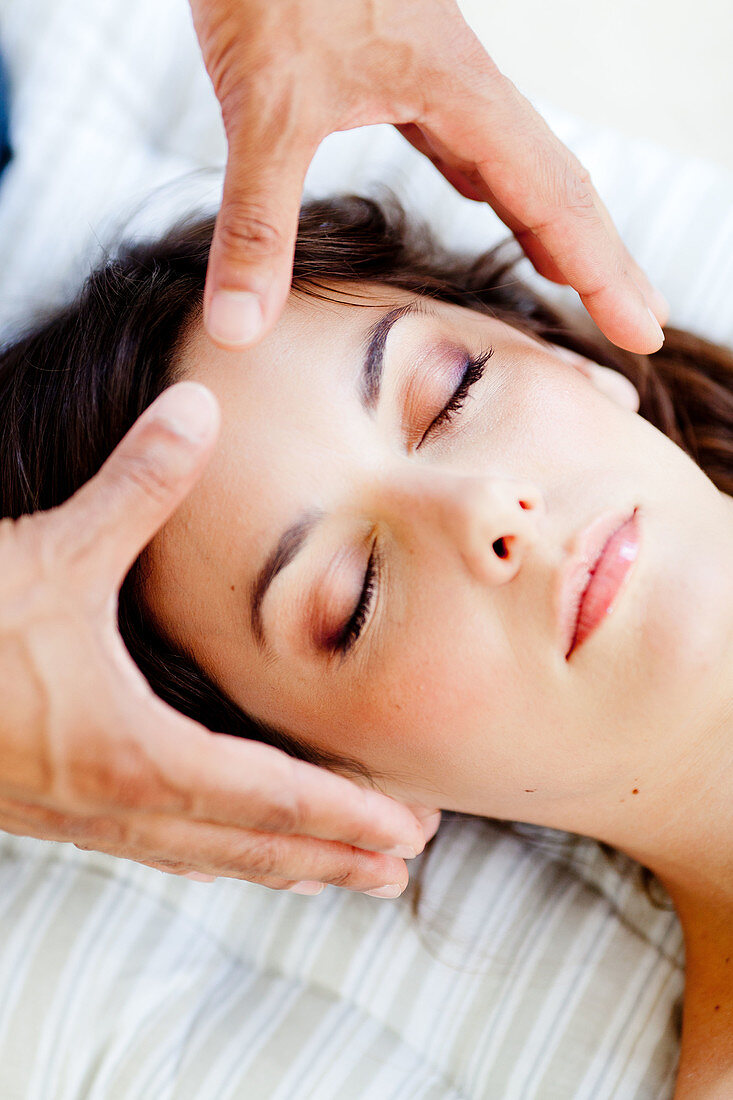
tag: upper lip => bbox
[555,507,636,657]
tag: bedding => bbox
[0,0,730,1096]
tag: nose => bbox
[374,467,546,586]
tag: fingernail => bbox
[381,844,417,860]
[647,287,669,327]
[646,307,665,349]
[365,883,404,899]
[183,872,218,882]
[153,382,220,444]
[207,290,263,348]
[288,881,325,895]
[420,811,442,843]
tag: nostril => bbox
[493,536,509,558]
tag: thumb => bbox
[203,125,315,350]
[59,382,221,587]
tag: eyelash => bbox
[332,347,492,656]
[420,345,493,445]
[333,539,379,657]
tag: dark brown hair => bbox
[1,192,731,908]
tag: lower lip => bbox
[566,510,642,658]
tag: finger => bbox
[137,862,217,883]
[81,810,411,894]
[57,382,220,586]
[591,192,670,326]
[501,186,666,353]
[401,57,666,353]
[170,726,425,856]
[203,106,319,350]
[68,691,427,857]
[400,122,665,337]
[396,124,569,285]
[397,124,575,286]
[0,791,410,894]
[409,805,442,843]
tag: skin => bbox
[0,0,677,900]
[188,0,668,352]
[145,281,733,1096]
[0,383,433,897]
[0,0,674,904]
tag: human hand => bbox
[0,381,435,894]
[189,0,668,355]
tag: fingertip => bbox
[149,381,221,446]
[645,307,665,352]
[582,285,665,356]
[382,844,418,860]
[205,289,264,349]
[646,287,670,329]
[420,810,442,844]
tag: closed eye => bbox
[329,345,493,659]
[418,346,493,448]
[330,538,380,658]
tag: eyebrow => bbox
[360,299,419,411]
[249,299,421,652]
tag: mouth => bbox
[557,507,642,660]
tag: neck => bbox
[618,696,733,911]
[585,690,733,1098]
[602,491,733,928]
[605,495,733,1096]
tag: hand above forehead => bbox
[187,0,668,355]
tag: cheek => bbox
[323,593,521,782]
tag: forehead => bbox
[141,284,569,729]
[176,280,410,524]
[155,283,542,606]
[184,279,414,428]
[144,284,416,669]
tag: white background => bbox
[458,0,733,172]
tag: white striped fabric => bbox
[0,820,684,1100]
[0,0,730,1096]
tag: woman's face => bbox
[144,282,732,832]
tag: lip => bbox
[557,507,641,659]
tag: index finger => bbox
[407,53,666,353]
[100,696,426,859]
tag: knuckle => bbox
[143,858,189,874]
[63,813,120,845]
[9,800,74,837]
[255,763,305,835]
[559,160,596,213]
[62,732,145,813]
[244,873,298,891]
[216,201,287,261]
[325,868,355,889]
[255,797,300,836]
[118,440,180,509]
[58,729,121,809]
[519,152,597,233]
[226,834,281,880]
[60,713,191,818]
